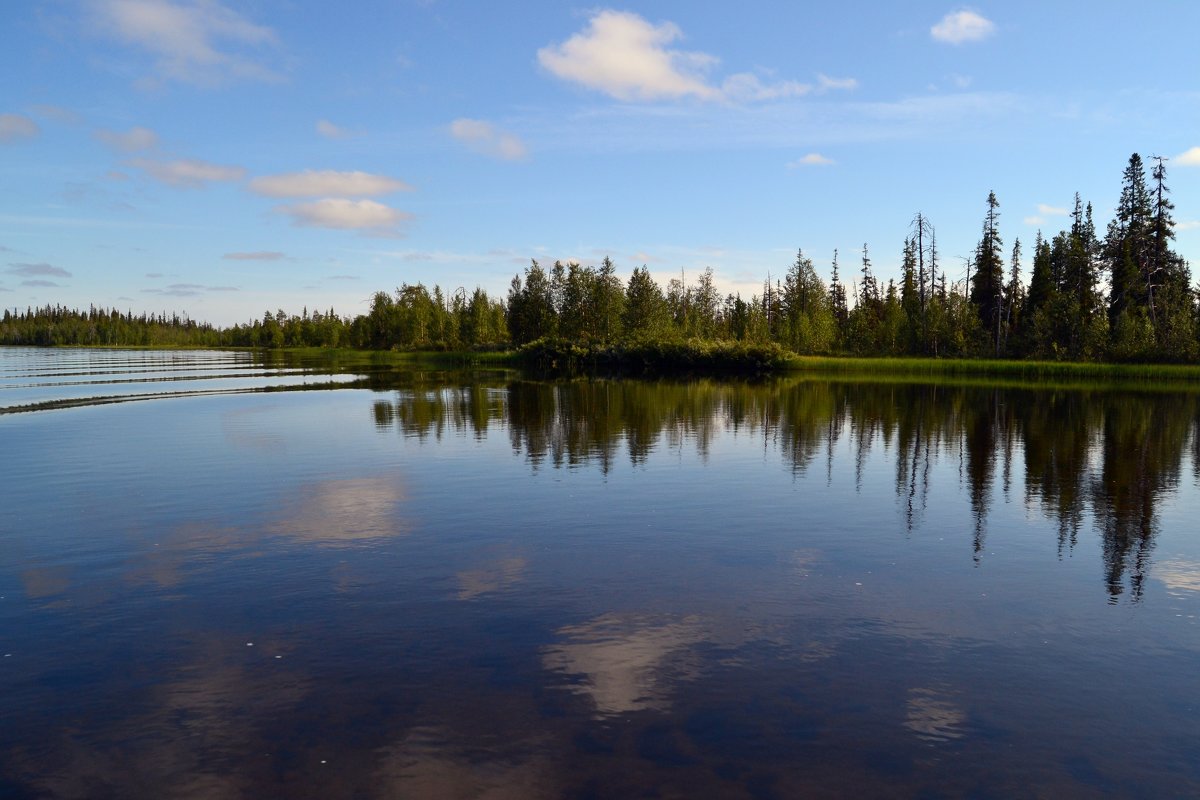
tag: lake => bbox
[2,347,1199,798]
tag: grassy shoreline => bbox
[9,342,1200,386]
[782,354,1200,382]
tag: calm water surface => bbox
[2,347,1199,798]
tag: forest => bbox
[2,153,1195,364]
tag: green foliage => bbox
[516,336,788,375]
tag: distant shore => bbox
[11,341,1199,390]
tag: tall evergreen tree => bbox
[828,249,849,337]
[1003,237,1023,354]
[970,191,1005,354]
[1106,154,1154,336]
[1147,155,1197,359]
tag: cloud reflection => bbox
[374,727,556,799]
[904,687,967,742]
[1155,558,1200,595]
[271,477,407,544]
[542,614,705,716]
[457,556,527,600]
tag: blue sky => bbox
[2,1,1199,325]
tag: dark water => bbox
[2,348,1200,798]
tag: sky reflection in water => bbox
[2,349,1200,797]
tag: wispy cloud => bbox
[0,113,40,143]
[449,119,529,161]
[222,251,286,261]
[1024,203,1070,226]
[95,125,159,152]
[91,0,281,86]
[1177,146,1200,166]
[129,157,246,187]
[316,119,351,139]
[143,282,238,297]
[22,280,62,288]
[249,170,412,198]
[931,9,995,45]
[278,199,412,236]
[788,152,835,167]
[7,262,73,278]
[525,90,1026,155]
[818,74,858,92]
[1177,220,1200,231]
[537,10,852,104]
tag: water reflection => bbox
[904,687,968,743]
[457,555,528,600]
[272,477,408,544]
[1155,558,1200,595]
[542,614,706,717]
[6,355,1200,797]
[373,377,1200,602]
[373,727,556,800]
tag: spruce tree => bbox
[969,191,1005,354]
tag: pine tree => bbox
[1148,155,1197,359]
[828,249,848,336]
[1003,237,1023,354]
[969,191,1005,354]
[1106,154,1153,335]
[900,237,920,352]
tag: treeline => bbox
[2,153,1194,362]
[0,306,227,347]
[505,153,1196,363]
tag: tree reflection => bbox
[370,375,1200,601]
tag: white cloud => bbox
[249,170,412,198]
[1037,203,1068,216]
[817,73,859,92]
[721,73,811,102]
[788,153,835,167]
[316,119,350,139]
[538,10,850,105]
[279,198,412,235]
[931,9,996,44]
[92,0,280,86]
[1177,220,1200,231]
[0,113,40,143]
[1023,216,1044,226]
[538,10,718,101]
[129,157,246,187]
[222,251,285,261]
[1177,146,1200,166]
[95,125,159,152]
[449,119,529,161]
